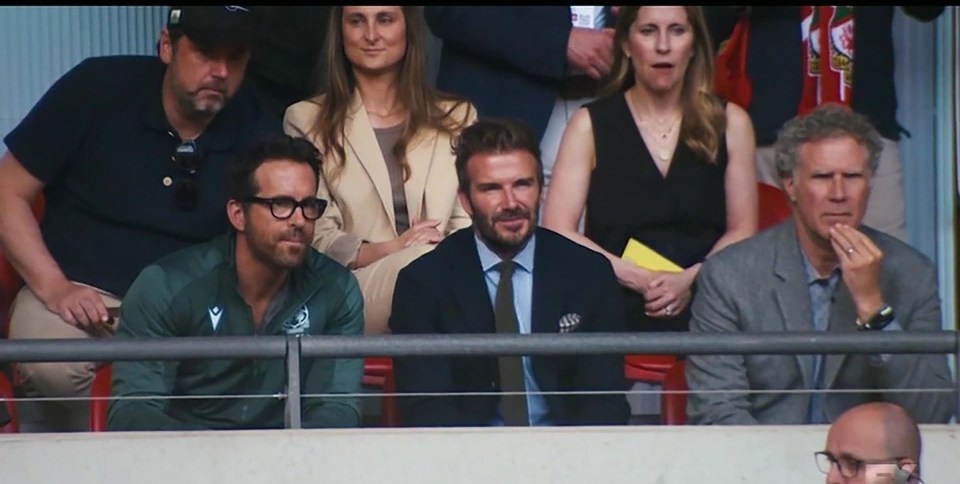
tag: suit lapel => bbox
[448,229,496,334]
[344,92,397,233]
[530,231,561,335]
[403,130,438,224]
[530,231,561,393]
[771,222,815,388]
[822,270,859,390]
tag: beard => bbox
[174,81,229,120]
[246,225,310,271]
[472,204,537,256]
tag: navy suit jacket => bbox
[425,6,572,142]
[389,226,630,427]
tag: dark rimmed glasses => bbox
[244,196,328,220]
[814,451,908,479]
[172,140,202,211]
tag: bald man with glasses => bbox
[815,402,923,484]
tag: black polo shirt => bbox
[4,55,281,297]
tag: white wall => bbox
[1,425,957,483]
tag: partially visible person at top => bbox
[245,6,333,118]
[424,6,618,207]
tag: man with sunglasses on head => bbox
[108,134,363,431]
[0,6,280,431]
[815,402,923,484]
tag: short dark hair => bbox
[453,118,543,191]
[226,134,322,202]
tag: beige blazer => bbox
[283,92,476,266]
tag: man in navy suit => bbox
[389,118,629,427]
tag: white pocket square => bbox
[558,313,582,333]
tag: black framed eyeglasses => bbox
[244,196,327,220]
[814,451,908,479]
[172,140,202,211]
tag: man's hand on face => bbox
[829,224,885,321]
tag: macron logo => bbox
[208,306,224,331]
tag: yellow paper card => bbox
[621,238,683,273]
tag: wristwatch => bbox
[856,304,895,331]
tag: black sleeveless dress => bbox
[584,94,728,332]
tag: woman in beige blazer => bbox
[284,6,475,334]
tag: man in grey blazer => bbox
[686,103,954,425]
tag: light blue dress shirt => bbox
[799,251,841,424]
[475,233,551,426]
[799,250,902,424]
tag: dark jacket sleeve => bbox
[570,253,630,425]
[389,265,473,426]
[301,271,364,428]
[107,266,200,431]
[424,6,571,82]
[702,6,748,52]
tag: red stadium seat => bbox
[624,354,675,384]
[363,357,400,426]
[757,183,792,231]
[1,194,47,427]
[0,370,18,433]
[88,364,112,432]
[659,359,687,425]
[1,193,46,338]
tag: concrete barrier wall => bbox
[1,425,957,483]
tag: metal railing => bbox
[1,331,957,428]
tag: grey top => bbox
[374,122,409,235]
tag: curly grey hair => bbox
[774,103,884,179]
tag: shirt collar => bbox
[475,231,536,274]
[798,247,841,286]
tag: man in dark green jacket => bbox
[108,134,364,431]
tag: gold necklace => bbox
[639,117,681,162]
[626,92,682,162]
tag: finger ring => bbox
[846,247,854,254]
[665,306,673,316]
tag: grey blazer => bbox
[686,220,954,425]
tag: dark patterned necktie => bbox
[494,260,529,426]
